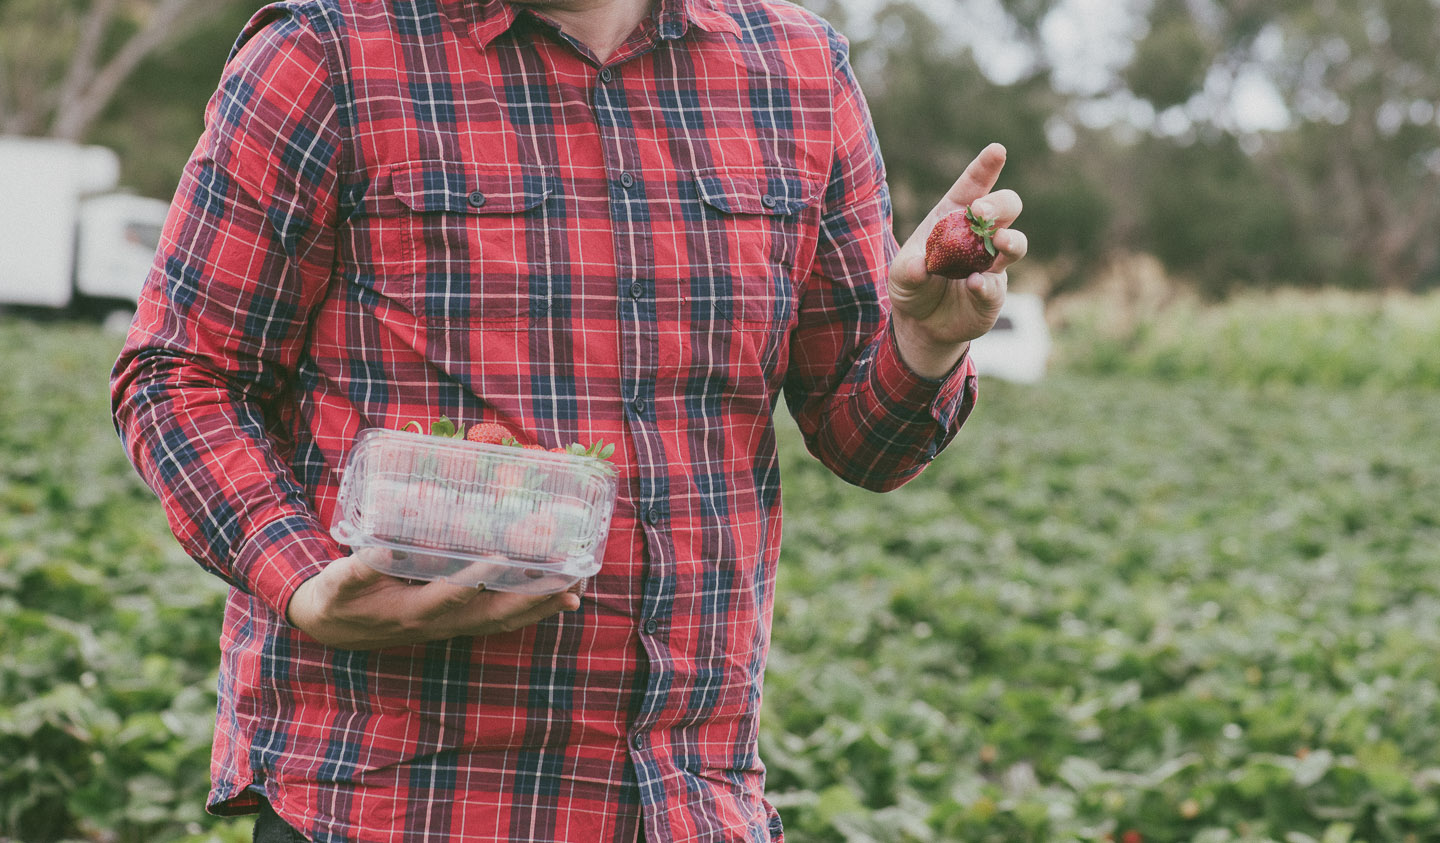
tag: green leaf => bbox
[429,416,463,438]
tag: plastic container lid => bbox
[331,427,618,593]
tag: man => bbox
[111,0,1025,838]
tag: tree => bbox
[0,0,249,141]
[1122,0,1440,290]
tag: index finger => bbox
[934,143,1008,220]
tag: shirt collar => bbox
[468,0,741,48]
[661,0,743,40]
[469,0,520,47]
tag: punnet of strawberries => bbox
[362,416,619,566]
[403,415,616,461]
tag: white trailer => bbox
[969,292,1052,384]
[0,136,168,317]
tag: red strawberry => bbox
[503,513,560,558]
[924,205,998,278]
[466,422,513,445]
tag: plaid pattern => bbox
[111,0,976,840]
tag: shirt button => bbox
[760,193,777,209]
[629,281,644,299]
[599,67,614,83]
[643,618,659,635]
[644,506,660,524]
[467,190,487,208]
[631,397,646,416]
[619,172,635,189]
[631,733,647,750]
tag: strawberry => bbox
[924,205,998,278]
[466,422,514,445]
[503,513,560,558]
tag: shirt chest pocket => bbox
[678,167,822,331]
[374,159,552,325]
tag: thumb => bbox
[286,551,386,629]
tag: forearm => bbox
[112,343,336,612]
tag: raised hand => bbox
[887,143,1029,378]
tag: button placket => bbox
[593,55,676,767]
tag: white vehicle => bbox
[0,136,168,323]
[969,292,1052,384]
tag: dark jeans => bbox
[253,799,310,843]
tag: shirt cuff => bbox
[875,321,977,431]
[232,512,338,618]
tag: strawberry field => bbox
[4,295,1440,842]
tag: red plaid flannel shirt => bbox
[111,0,976,839]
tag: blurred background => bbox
[3,1,1440,842]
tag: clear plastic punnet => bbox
[331,428,618,594]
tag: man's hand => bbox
[286,549,582,650]
[887,142,1029,378]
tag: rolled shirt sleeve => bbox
[784,28,977,492]
[110,9,345,616]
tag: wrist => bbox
[890,318,969,380]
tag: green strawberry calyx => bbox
[966,206,999,257]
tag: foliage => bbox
[765,321,1440,841]
[1131,135,1311,298]
[1117,0,1440,291]
[4,308,1440,840]
[87,1,268,199]
[1052,288,1440,389]
[0,320,249,843]
[1123,0,1214,111]
[0,0,255,142]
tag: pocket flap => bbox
[694,168,822,216]
[392,160,550,214]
